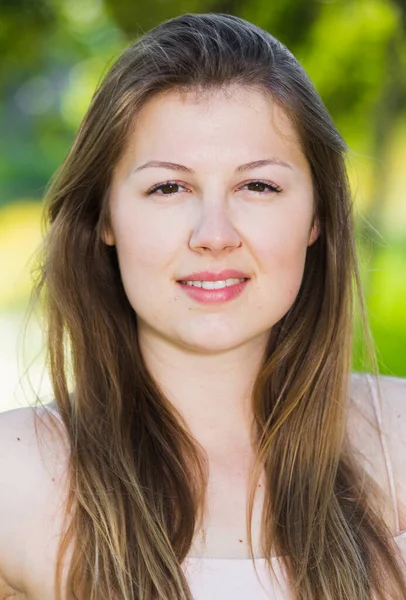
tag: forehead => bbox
[119,85,307,174]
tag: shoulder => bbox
[373,374,406,533]
[348,372,406,533]
[0,403,70,597]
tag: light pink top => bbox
[45,373,406,599]
[181,556,292,599]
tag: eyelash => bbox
[145,180,283,196]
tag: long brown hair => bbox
[28,12,406,600]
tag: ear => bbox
[101,226,116,247]
[307,216,320,247]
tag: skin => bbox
[104,85,320,457]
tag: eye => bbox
[240,181,282,194]
[146,181,187,196]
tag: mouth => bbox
[176,269,251,283]
[175,278,250,304]
[177,277,249,289]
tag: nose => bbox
[188,201,242,254]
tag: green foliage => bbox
[0,0,125,207]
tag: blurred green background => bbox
[1,0,405,411]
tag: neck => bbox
[138,322,269,452]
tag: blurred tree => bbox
[0,0,57,83]
[103,0,241,36]
[0,0,124,206]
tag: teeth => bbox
[181,278,246,290]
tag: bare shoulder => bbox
[348,372,406,534]
[373,374,406,532]
[0,403,71,599]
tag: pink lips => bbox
[176,270,250,304]
[177,269,250,282]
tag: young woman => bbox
[0,12,405,600]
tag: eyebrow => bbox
[132,158,293,175]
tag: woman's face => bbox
[105,86,319,353]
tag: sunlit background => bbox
[1,0,406,412]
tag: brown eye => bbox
[159,183,180,194]
[244,181,282,193]
[147,182,184,195]
[145,181,187,196]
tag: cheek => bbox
[112,209,181,301]
[255,227,310,306]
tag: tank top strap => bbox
[364,373,400,534]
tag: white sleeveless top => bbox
[44,374,406,599]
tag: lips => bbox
[176,277,249,303]
[177,269,250,282]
